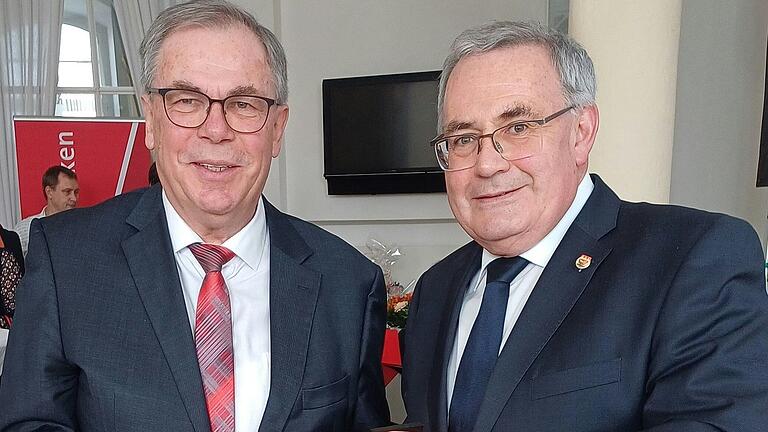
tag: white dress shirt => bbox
[163,192,271,431]
[13,206,47,256]
[447,174,595,408]
[0,329,6,375]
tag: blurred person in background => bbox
[0,224,23,383]
[13,165,79,256]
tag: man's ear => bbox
[141,94,156,151]
[573,104,599,167]
[270,105,289,158]
[44,185,53,200]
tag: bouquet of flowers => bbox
[385,281,414,329]
[366,238,415,329]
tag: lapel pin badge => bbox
[575,254,592,272]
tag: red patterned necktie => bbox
[188,243,236,432]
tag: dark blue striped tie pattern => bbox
[449,256,529,432]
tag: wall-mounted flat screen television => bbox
[756,38,768,187]
[322,71,445,194]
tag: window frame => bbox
[56,0,138,118]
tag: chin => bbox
[472,222,528,245]
[192,192,237,215]
[198,201,238,217]
[477,230,520,244]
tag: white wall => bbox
[671,0,768,244]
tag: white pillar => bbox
[569,0,682,203]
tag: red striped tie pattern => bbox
[188,243,236,432]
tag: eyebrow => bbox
[169,80,202,92]
[442,120,474,135]
[168,81,265,98]
[442,103,536,135]
[228,85,264,97]
[497,104,535,122]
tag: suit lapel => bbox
[258,200,321,432]
[471,226,611,432]
[427,244,482,431]
[472,175,620,432]
[121,187,209,432]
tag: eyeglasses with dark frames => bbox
[146,87,277,133]
[430,106,575,171]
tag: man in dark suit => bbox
[400,21,768,431]
[0,1,389,431]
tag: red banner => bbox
[14,118,151,218]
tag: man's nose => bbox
[199,101,236,142]
[474,135,509,176]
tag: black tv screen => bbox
[757,38,768,187]
[322,71,446,195]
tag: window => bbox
[56,0,139,118]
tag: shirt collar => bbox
[162,191,268,271]
[480,173,594,272]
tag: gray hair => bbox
[438,20,595,128]
[139,0,288,104]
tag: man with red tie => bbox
[0,1,390,431]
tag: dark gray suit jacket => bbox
[401,175,768,432]
[0,185,390,431]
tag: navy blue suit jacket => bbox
[0,185,390,431]
[401,175,768,431]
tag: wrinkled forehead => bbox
[447,45,560,93]
[160,21,263,53]
[155,25,275,100]
[443,45,564,124]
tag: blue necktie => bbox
[449,256,529,432]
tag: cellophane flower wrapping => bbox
[365,238,415,329]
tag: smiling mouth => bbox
[476,185,526,200]
[195,162,236,172]
[477,191,512,201]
